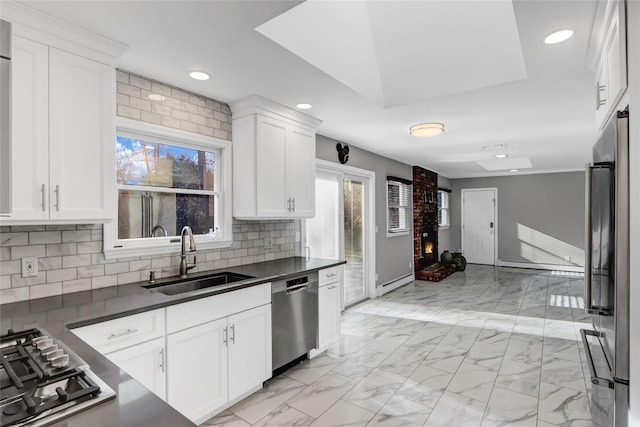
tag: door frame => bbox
[303,159,377,304]
[461,187,498,265]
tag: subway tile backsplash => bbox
[0,220,295,303]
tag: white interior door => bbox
[462,188,497,265]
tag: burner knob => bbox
[50,354,70,369]
[45,349,64,361]
[40,344,58,357]
[34,338,52,350]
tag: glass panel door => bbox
[343,175,366,305]
[305,168,370,307]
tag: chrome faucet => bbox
[179,225,197,278]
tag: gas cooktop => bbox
[0,328,115,427]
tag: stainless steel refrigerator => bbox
[582,109,629,427]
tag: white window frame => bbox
[438,189,450,229]
[386,178,412,237]
[104,118,233,259]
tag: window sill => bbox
[104,238,233,260]
[387,230,411,238]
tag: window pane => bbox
[387,182,399,207]
[118,190,216,239]
[116,136,215,190]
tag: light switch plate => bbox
[21,257,38,278]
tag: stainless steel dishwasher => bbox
[271,272,318,371]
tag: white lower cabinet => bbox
[105,337,167,400]
[167,304,271,423]
[318,282,341,350]
[167,318,228,421]
[227,304,272,401]
[310,266,343,358]
[71,283,272,424]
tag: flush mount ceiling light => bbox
[189,71,210,81]
[495,154,508,158]
[544,29,574,44]
[510,169,519,172]
[147,93,165,101]
[410,123,444,138]
[296,103,312,109]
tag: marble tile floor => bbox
[202,264,593,427]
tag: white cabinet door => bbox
[318,283,341,350]
[105,337,166,400]
[48,48,115,221]
[227,304,272,401]
[286,126,315,217]
[167,318,228,423]
[10,36,49,221]
[256,116,288,217]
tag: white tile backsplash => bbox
[0,219,294,303]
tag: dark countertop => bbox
[0,256,345,427]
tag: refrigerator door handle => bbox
[584,163,612,316]
[580,328,615,389]
[584,163,593,313]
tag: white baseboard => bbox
[377,273,415,296]
[497,259,584,273]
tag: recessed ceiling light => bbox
[495,154,508,158]
[510,169,519,172]
[148,93,165,101]
[189,71,210,81]
[296,103,312,109]
[544,29,574,44]
[410,123,444,138]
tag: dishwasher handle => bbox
[286,283,309,294]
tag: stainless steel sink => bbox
[143,272,254,295]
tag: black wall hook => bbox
[336,143,349,164]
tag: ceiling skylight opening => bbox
[544,29,574,45]
[189,71,210,81]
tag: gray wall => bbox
[437,175,452,256]
[316,135,413,286]
[449,171,585,267]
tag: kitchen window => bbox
[104,118,232,258]
[438,189,450,228]
[387,176,412,235]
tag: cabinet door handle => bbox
[41,184,46,211]
[230,324,235,344]
[54,185,60,211]
[159,348,165,373]
[223,326,228,345]
[292,198,296,212]
[327,285,337,290]
[326,273,337,278]
[107,328,138,340]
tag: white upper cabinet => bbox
[6,38,115,224]
[48,48,115,221]
[230,95,322,219]
[589,0,627,129]
[1,4,125,224]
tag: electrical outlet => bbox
[295,231,300,242]
[409,261,412,269]
[21,257,38,278]
[264,238,273,249]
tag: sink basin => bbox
[143,272,254,295]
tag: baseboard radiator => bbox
[377,273,415,296]
[497,260,584,274]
